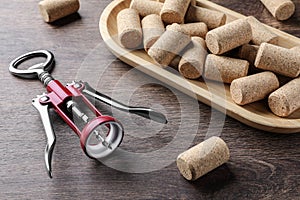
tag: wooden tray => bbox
[99,0,300,133]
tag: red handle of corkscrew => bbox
[9,50,166,178]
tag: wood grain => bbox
[0,0,300,199]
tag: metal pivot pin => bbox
[9,50,167,178]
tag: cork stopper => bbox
[38,0,80,23]
[185,5,226,30]
[117,8,143,49]
[230,71,279,105]
[169,55,181,69]
[291,46,300,52]
[204,54,249,83]
[160,0,191,24]
[130,0,163,17]
[238,44,259,65]
[205,19,252,55]
[178,37,207,79]
[141,14,165,52]
[166,22,208,38]
[246,16,279,45]
[255,43,300,78]
[268,77,300,117]
[176,136,230,181]
[148,29,191,67]
[260,0,295,21]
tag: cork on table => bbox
[1,0,300,199]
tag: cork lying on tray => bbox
[269,77,300,117]
[148,29,191,66]
[238,44,259,65]
[117,8,143,49]
[160,0,191,24]
[205,19,252,55]
[130,0,163,17]
[230,72,279,105]
[178,37,207,79]
[246,16,279,45]
[255,43,300,78]
[166,22,208,38]
[185,5,226,30]
[204,54,249,83]
[142,14,165,52]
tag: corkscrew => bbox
[9,50,167,178]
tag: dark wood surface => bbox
[1,0,300,199]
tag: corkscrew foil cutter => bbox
[9,50,167,178]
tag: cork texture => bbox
[130,0,163,17]
[148,29,191,67]
[178,37,207,79]
[157,0,196,5]
[260,0,295,20]
[230,71,279,105]
[176,136,230,181]
[38,0,80,22]
[255,43,300,78]
[185,5,226,30]
[205,19,252,55]
[166,22,208,38]
[117,8,143,49]
[141,14,165,52]
[246,16,279,45]
[268,77,300,117]
[204,54,249,83]
[238,44,259,65]
[169,55,181,69]
[160,0,191,24]
[291,46,300,52]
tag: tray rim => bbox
[99,0,300,133]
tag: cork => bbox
[169,55,181,69]
[204,54,249,83]
[178,37,207,79]
[156,0,196,6]
[117,8,143,49]
[269,77,300,117]
[148,29,191,67]
[205,19,252,55]
[291,46,300,52]
[260,0,295,21]
[176,136,230,181]
[160,0,191,24]
[238,44,259,65]
[246,16,279,45]
[166,22,208,38]
[185,5,226,30]
[141,14,165,52]
[255,43,300,78]
[38,0,80,23]
[230,71,279,105]
[130,0,163,17]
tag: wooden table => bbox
[1,0,299,199]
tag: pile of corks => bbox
[117,0,300,119]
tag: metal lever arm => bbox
[32,96,56,178]
[82,82,168,124]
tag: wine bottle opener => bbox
[9,50,167,178]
